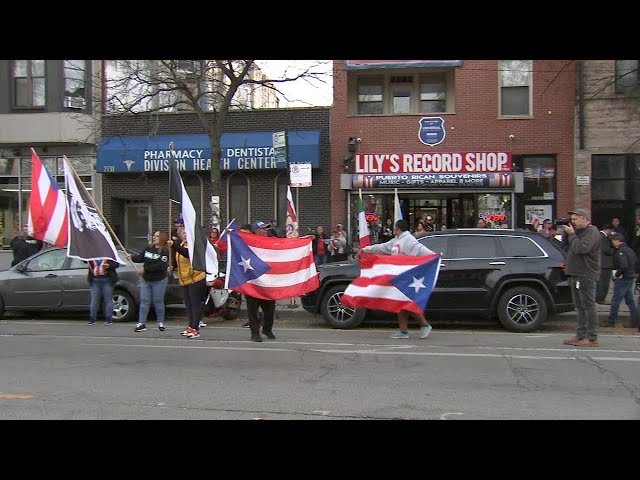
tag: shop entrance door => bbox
[125,202,152,252]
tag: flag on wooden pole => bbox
[394,188,403,227]
[27,149,68,248]
[285,185,299,238]
[357,189,371,249]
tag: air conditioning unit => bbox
[64,96,86,109]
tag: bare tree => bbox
[98,59,331,227]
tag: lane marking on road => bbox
[0,394,33,399]
[70,342,640,362]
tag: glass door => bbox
[125,202,152,252]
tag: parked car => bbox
[0,247,183,322]
[301,229,575,333]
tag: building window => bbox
[391,76,412,114]
[64,60,87,109]
[183,174,203,224]
[420,74,446,113]
[357,76,384,114]
[354,70,453,115]
[12,60,45,108]
[499,60,532,116]
[228,173,248,226]
[615,60,640,94]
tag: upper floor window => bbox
[499,60,532,117]
[13,60,45,108]
[358,76,384,114]
[64,60,87,109]
[615,60,640,94]
[354,70,453,115]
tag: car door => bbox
[5,249,67,309]
[59,256,92,308]
[422,234,506,311]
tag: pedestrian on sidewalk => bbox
[596,223,614,304]
[560,209,601,347]
[169,228,207,339]
[601,233,639,328]
[244,221,277,342]
[87,258,120,325]
[127,230,171,333]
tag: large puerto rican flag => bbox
[341,252,441,315]
[225,230,319,300]
[27,148,68,247]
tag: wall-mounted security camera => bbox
[508,134,515,140]
[356,137,362,143]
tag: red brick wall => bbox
[330,60,577,226]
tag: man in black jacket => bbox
[602,233,639,329]
[596,224,614,304]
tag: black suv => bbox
[301,229,574,333]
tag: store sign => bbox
[97,132,321,173]
[365,213,379,222]
[354,152,511,174]
[352,172,514,189]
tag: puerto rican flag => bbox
[27,149,68,247]
[225,230,319,300]
[342,252,441,315]
[357,189,371,249]
[285,185,299,238]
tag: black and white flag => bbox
[169,158,218,275]
[64,158,125,263]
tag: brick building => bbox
[99,107,330,251]
[329,60,577,241]
[577,60,640,235]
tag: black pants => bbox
[596,268,612,303]
[245,295,276,335]
[183,279,207,330]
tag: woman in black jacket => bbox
[87,258,120,325]
[127,231,172,332]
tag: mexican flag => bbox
[357,189,371,249]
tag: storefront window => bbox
[228,173,248,226]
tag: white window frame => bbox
[12,60,46,108]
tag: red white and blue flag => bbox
[341,252,441,315]
[225,230,319,300]
[27,149,68,248]
[285,185,299,238]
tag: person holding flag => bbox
[353,219,437,339]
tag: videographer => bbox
[559,208,601,347]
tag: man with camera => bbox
[559,208,601,347]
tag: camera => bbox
[554,218,571,226]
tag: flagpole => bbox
[63,155,135,268]
[168,142,175,239]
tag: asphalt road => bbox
[1,313,639,420]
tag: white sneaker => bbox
[419,325,432,339]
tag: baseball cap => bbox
[252,220,271,231]
[568,208,590,219]
[425,215,433,221]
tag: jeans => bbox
[570,276,598,341]
[245,295,275,336]
[90,277,114,323]
[607,277,639,326]
[315,253,327,267]
[138,277,168,325]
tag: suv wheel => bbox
[320,285,366,329]
[497,286,548,333]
